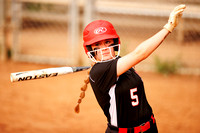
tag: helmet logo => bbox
[94,27,107,34]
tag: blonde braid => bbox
[74,63,94,113]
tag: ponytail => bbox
[74,63,94,113]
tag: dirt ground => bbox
[0,60,199,133]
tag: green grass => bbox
[154,56,181,75]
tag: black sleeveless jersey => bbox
[89,58,153,128]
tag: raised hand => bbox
[164,4,186,32]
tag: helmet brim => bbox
[83,34,119,46]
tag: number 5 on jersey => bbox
[130,88,139,106]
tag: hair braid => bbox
[74,63,94,113]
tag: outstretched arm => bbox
[117,4,186,76]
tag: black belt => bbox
[108,115,156,133]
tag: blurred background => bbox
[1,0,200,73]
[0,0,200,133]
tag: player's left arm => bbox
[117,4,186,76]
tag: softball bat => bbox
[10,66,90,82]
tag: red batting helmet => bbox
[83,20,120,54]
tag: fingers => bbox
[170,4,186,20]
[174,4,186,11]
[175,9,184,17]
[173,4,186,14]
[171,4,186,22]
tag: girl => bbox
[75,4,186,133]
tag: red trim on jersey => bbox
[151,115,155,123]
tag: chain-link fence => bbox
[0,0,5,60]
[92,0,200,75]
[2,0,200,74]
[11,0,80,65]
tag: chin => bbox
[102,57,113,61]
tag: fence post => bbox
[83,0,95,27]
[0,0,5,60]
[1,0,11,61]
[11,0,22,61]
[80,0,96,66]
[68,0,79,65]
[177,18,185,44]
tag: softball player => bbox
[75,4,186,133]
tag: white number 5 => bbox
[130,88,139,107]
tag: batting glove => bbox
[164,4,186,32]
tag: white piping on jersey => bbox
[109,83,118,127]
[89,75,95,83]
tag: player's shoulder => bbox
[90,59,118,80]
[91,59,117,71]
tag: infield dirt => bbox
[0,61,199,133]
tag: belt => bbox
[108,115,156,133]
